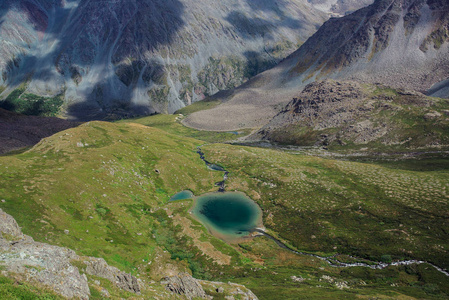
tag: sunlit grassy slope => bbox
[1,117,448,299]
[0,122,228,274]
[202,144,449,266]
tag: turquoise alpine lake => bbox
[170,190,194,201]
[191,192,262,241]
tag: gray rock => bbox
[84,257,141,294]
[0,209,24,239]
[0,209,140,298]
[424,111,442,120]
[0,237,90,299]
[162,272,207,299]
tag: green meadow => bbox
[0,112,448,298]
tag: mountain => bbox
[0,0,330,119]
[249,80,449,151]
[308,0,374,16]
[183,0,449,131]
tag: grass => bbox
[0,275,62,299]
[119,114,251,143]
[0,114,448,299]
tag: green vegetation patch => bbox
[0,275,62,299]
[0,87,63,117]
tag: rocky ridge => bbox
[249,80,449,149]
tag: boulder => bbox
[162,272,207,299]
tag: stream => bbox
[197,146,229,192]
[254,229,449,277]
[196,146,449,277]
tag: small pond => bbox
[170,190,194,201]
[191,192,262,241]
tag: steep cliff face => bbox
[183,0,449,132]
[0,0,327,119]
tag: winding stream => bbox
[254,229,449,277]
[195,146,449,277]
[197,146,229,192]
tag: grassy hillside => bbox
[0,117,448,299]
[200,143,449,298]
[0,122,234,276]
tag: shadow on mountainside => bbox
[1,0,186,120]
[226,0,316,40]
[0,108,80,155]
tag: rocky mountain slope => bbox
[308,0,374,16]
[183,0,449,131]
[287,0,449,92]
[0,0,329,119]
[249,80,449,151]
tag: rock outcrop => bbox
[83,257,141,294]
[162,272,208,299]
[0,208,140,299]
[0,208,24,239]
[161,273,259,300]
